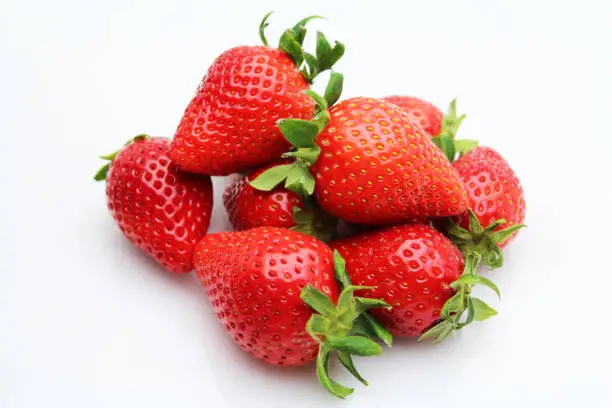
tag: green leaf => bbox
[317,40,345,73]
[324,72,344,107]
[303,52,317,78]
[283,146,321,164]
[476,275,501,298]
[454,139,479,155]
[277,118,319,148]
[93,163,110,181]
[306,314,331,338]
[483,246,504,269]
[450,273,481,290]
[418,320,454,343]
[439,133,456,162]
[284,165,315,197]
[360,313,393,348]
[316,344,353,399]
[291,15,323,45]
[259,11,273,46]
[440,291,464,318]
[483,218,507,233]
[441,99,465,139]
[355,297,390,311]
[303,89,328,112]
[248,164,293,191]
[447,222,473,241]
[327,335,383,356]
[99,151,119,161]
[465,297,476,326]
[489,223,526,246]
[471,298,498,321]
[333,250,351,289]
[300,284,336,316]
[278,29,304,67]
[337,351,368,386]
[467,209,484,234]
[315,31,332,64]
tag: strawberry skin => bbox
[453,147,526,247]
[311,97,469,224]
[384,96,443,137]
[331,224,464,337]
[169,46,314,176]
[194,227,339,366]
[105,137,213,273]
[223,163,302,231]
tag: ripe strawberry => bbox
[446,146,526,267]
[316,98,470,223]
[331,224,462,337]
[94,135,213,273]
[194,227,389,397]
[331,224,500,342]
[383,96,443,137]
[169,14,345,175]
[223,163,303,231]
[224,165,338,240]
[251,96,470,224]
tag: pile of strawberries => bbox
[95,14,525,398]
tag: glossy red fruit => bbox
[383,96,443,137]
[223,163,302,231]
[194,227,338,366]
[98,136,213,273]
[330,224,464,337]
[453,147,525,247]
[311,97,469,224]
[169,46,314,176]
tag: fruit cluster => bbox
[95,14,525,398]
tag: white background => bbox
[1,0,611,406]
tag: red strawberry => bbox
[223,162,338,240]
[169,14,345,175]
[314,97,468,223]
[94,135,213,273]
[331,224,500,342]
[194,227,389,397]
[331,224,462,337]
[383,96,443,137]
[446,146,526,268]
[223,163,303,231]
[251,96,469,224]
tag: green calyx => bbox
[432,99,478,162]
[418,255,500,343]
[302,251,392,398]
[290,205,338,243]
[419,210,526,343]
[258,12,345,83]
[93,134,148,181]
[249,81,342,198]
[448,210,526,269]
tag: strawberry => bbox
[331,224,500,341]
[94,135,213,273]
[384,96,479,162]
[224,162,338,240]
[383,95,443,137]
[223,162,303,231]
[446,146,526,267]
[194,227,390,398]
[250,95,469,224]
[169,14,345,175]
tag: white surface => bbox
[1,0,611,406]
